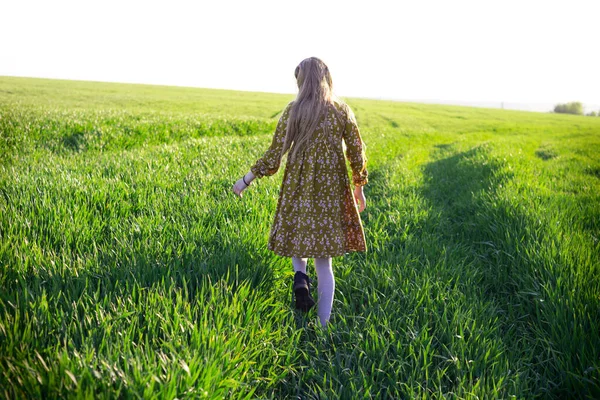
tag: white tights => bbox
[292,256,335,327]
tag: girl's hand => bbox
[354,186,366,212]
[232,179,248,198]
[233,172,255,198]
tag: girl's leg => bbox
[314,257,335,327]
[292,257,308,274]
[292,257,314,312]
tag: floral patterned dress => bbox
[250,100,368,258]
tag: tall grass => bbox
[1,77,599,398]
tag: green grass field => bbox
[1,76,599,399]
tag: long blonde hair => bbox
[282,57,337,162]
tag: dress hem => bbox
[268,246,367,258]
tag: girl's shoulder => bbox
[280,101,295,116]
[331,99,355,122]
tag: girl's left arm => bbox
[249,102,292,179]
[232,102,292,198]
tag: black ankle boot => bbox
[293,271,316,312]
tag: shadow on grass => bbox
[417,143,599,398]
[287,142,599,399]
[0,209,286,398]
[4,229,276,306]
[420,143,517,299]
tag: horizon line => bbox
[2,74,599,113]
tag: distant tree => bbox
[586,111,598,117]
[554,102,583,115]
[569,102,583,114]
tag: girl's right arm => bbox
[342,107,369,188]
[342,107,368,212]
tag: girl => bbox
[232,57,368,327]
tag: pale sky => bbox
[1,0,599,108]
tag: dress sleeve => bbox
[250,102,293,179]
[342,106,368,186]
